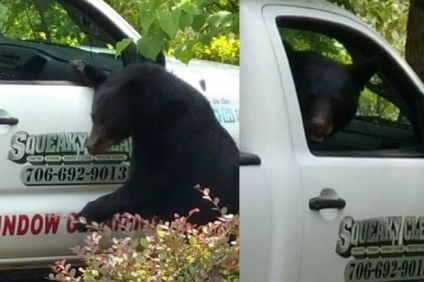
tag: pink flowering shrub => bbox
[49,185,239,282]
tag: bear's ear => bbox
[349,57,379,86]
[69,60,109,87]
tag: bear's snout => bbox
[86,132,113,154]
[86,133,101,154]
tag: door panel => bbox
[264,5,424,282]
[299,158,424,282]
[0,84,127,259]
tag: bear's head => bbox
[70,60,134,154]
[285,43,378,142]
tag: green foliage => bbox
[49,186,239,282]
[281,28,352,64]
[0,0,111,48]
[115,38,133,58]
[105,0,239,64]
[192,35,239,64]
[358,89,401,121]
[327,0,409,55]
[0,3,7,28]
[138,32,167,60]
[0,0,239,65]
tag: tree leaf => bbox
[0,3,8,27]
[221,207,228,215]
[102,225,112,237]
[115,38,133,58]
[207,11,233,28]
[231,13,239,34]
[189,208,200,217]
[137,32,165,60]
[157,229,167,237]
[140,7,157,35]
[200,33,213,45]
[157,9,181,39]
[174,45,192,64]
[203,188,210,196]
[140,237,149,248]
[180,10,194,29]
[180,3,202,15]
[192,14,208,32]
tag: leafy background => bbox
[0,0,239,65]
[106,0,239,65]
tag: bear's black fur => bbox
[284,42,378,142]
[70,60,239,227]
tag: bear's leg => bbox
[75,184,136,231]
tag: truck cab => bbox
[240,1,424,282]
[0,0,239,274]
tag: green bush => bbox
[49,185,239,282]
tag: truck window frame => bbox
[276,16,424,158]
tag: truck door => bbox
[264,5,424,282]
[0,0,139,261]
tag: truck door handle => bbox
[309,197,346,210]
[0,117,19,125]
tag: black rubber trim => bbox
[240,151,261,166]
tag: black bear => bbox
[284,42,377,142]
[70,60,239,227]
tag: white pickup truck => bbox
[3,0,424,282]
[240,1,424,282]
[0,0,238,279]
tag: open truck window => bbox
[277,17,424,158]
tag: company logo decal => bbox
[337,216,424,282]
[7,131,131,186]
[7,131,131,164]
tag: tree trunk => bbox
[405,0,424,82]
